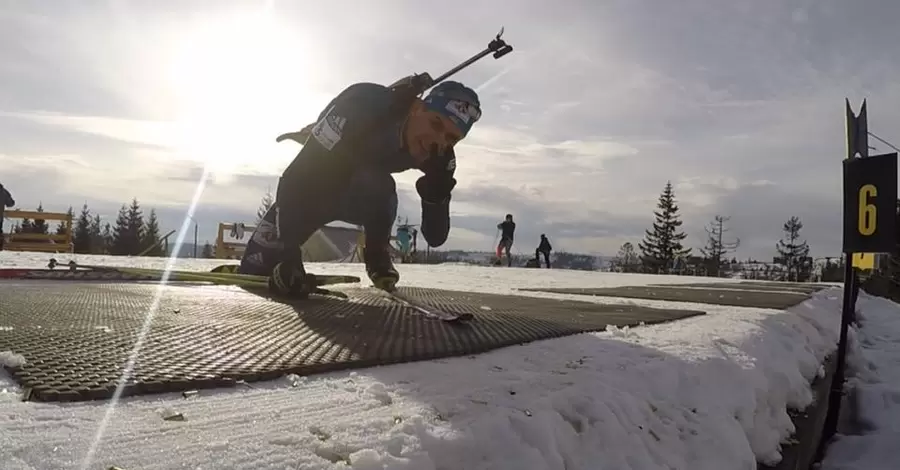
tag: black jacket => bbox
[280,82,456,247]
[0,183,14,219]
[538,236,552,253]
[498,220,515,241]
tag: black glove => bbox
[417,175,455,247]
[421,198,450,247]
[416,175,455,204]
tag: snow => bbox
[819,291,900,470]
[0,251,848,470]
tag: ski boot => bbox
[268,260,317,299]
[364,243,400,292]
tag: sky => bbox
[1,0,899,261]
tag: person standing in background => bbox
[495,214,516,267]
[537,233,552,268]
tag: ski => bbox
[41,259,360,288]
[208,263,360,286]
[241,283,349,300]
[376,288,473,323]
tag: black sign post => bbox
[842,153,898,253]
[820,100,898,454]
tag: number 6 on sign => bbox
[858,184,877,236]
[842,153,897,254]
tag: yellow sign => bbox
[852,252,875,270]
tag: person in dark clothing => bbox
[238,79,482,297]
[0,183,15,251]
[495,214,516,267]
[536,233,552,268]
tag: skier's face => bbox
[405,102,464,165]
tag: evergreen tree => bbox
[776,216,811,282]
[31,203,49,235]
[201,242,214,258]
[111,199,145,255]
[141,208,163,256]
[638,181,691,274]
[89,214,103,254]
[73,204,93,254]
[110,204,130,255]
[56,206,74,236]
[101,222,113,254]
[700,215,740,277]
[125,198,145,255]
[256,188,274,224]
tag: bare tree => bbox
[700,215,740,277]
[614,242,641,273]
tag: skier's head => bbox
[405,81,481,163]
[505,213,513,221]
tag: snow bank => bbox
[820,291,900,470]
[0,251,844,470]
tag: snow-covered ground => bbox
[819,291,900,470]
[0,251,852,470]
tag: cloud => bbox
[2,0,900,259]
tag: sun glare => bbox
[165,11,321,177]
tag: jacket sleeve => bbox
[416,148,457,247]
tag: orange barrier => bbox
[2,209,74,253]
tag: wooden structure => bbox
[215,222,257,259]
[215,221,392,262]
[2,209,74,253]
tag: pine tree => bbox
[55,206,74,236]
[201,242,214,258]
[101,222,113,254]
[110,199,145,255]
[256,188,274,224]
[125,198,145,255]
[89,214,103,254]
[638,181,691,274]
[776,216,811,282]
[141,208,163,256]
[700,215,740,277]
[110,204,130,255]
[73,204,93,254]
[31,203,49,235]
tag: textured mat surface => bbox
[520,284,812,309]
[0,281,704,402]
[659,281,829,295]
